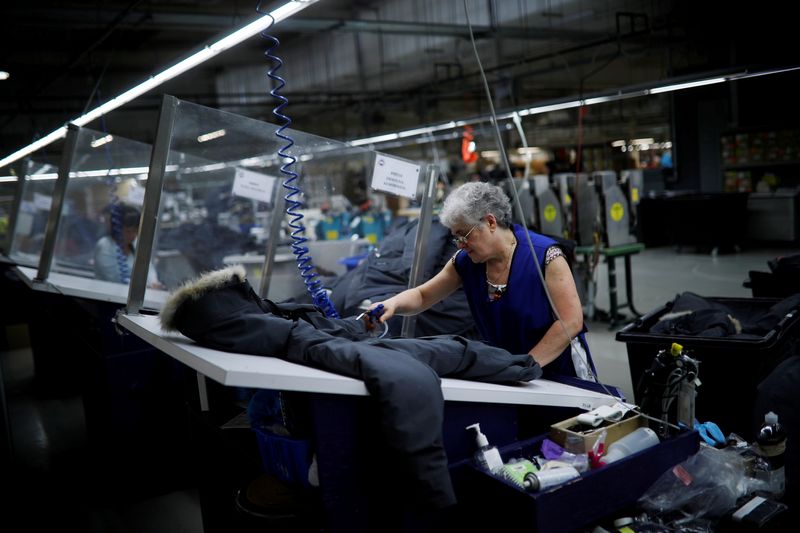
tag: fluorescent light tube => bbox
[197,129,227,142]
[0,126,68,168]
[649,77,726,94]
[0,0,319,168]
[90,134,114,148]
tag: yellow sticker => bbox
[564,193,572,205]
[631,187,639,203]
[544,204,557,222]
[366,233,378,244]
[326,230,339,240]
[610,202,624,222]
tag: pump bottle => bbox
[466,423,504,474]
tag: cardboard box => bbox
[549,413,645,454]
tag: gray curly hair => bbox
[440,181,513,229]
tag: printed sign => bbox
[370,154,420,199]
[126,185,146,206]
[232,167,277,204]
[33,192,52,211]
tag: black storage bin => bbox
[616,296,800,441]
[744,270,800,297]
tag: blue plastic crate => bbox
[337,253,368,271]
[253,427,313,489]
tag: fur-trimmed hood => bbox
[160,264,247,332]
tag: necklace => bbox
[486,278,507,301]
[486,236,516,301]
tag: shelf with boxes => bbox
[721,127,800,193]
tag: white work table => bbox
[117,312,617,410]
[13,265,168,309]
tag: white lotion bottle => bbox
[466,423,504,474]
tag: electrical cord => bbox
[462,0,590,377]
[257,3,339,318]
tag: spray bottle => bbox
[754,411,787,498]
[466,423,504,474]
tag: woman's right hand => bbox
[368,300,396,323]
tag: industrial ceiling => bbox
[1,0,796,161]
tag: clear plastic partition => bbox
[0,162,23,254]
[7,142,65,267]
[137,97,425,307]
[47,127,155,280]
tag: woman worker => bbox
[94,203,163,288]
[370,181,595,379]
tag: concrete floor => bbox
[1,243,795,531]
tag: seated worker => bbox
[349,197,388,245]
[314,200,349,241]
[94,203,163,288]
[370,181,595,379]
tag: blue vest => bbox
[454,224,590,377]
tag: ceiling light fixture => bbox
[348,65,800,148]
[197,129,227,143]
[90,134,114,148]
[648,77,726,94]
[0,0,319,169]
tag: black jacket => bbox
[161,266,541,508]
[328,218,477,338]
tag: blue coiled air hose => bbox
[259,8,340,318]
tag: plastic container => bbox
[603,427,660,464]
[754,411,787,497]
[616,295,800,440]
[253,427,313,489]
[466,423,504,474]
[338,253,368,271]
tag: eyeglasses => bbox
[452,224,479,246]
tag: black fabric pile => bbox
[650,291,800,338]
[160,266,541,509]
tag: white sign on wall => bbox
[232,167,277,204]
[126,185,146,206]
[370,154,420,199]
[33,192,52,211]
